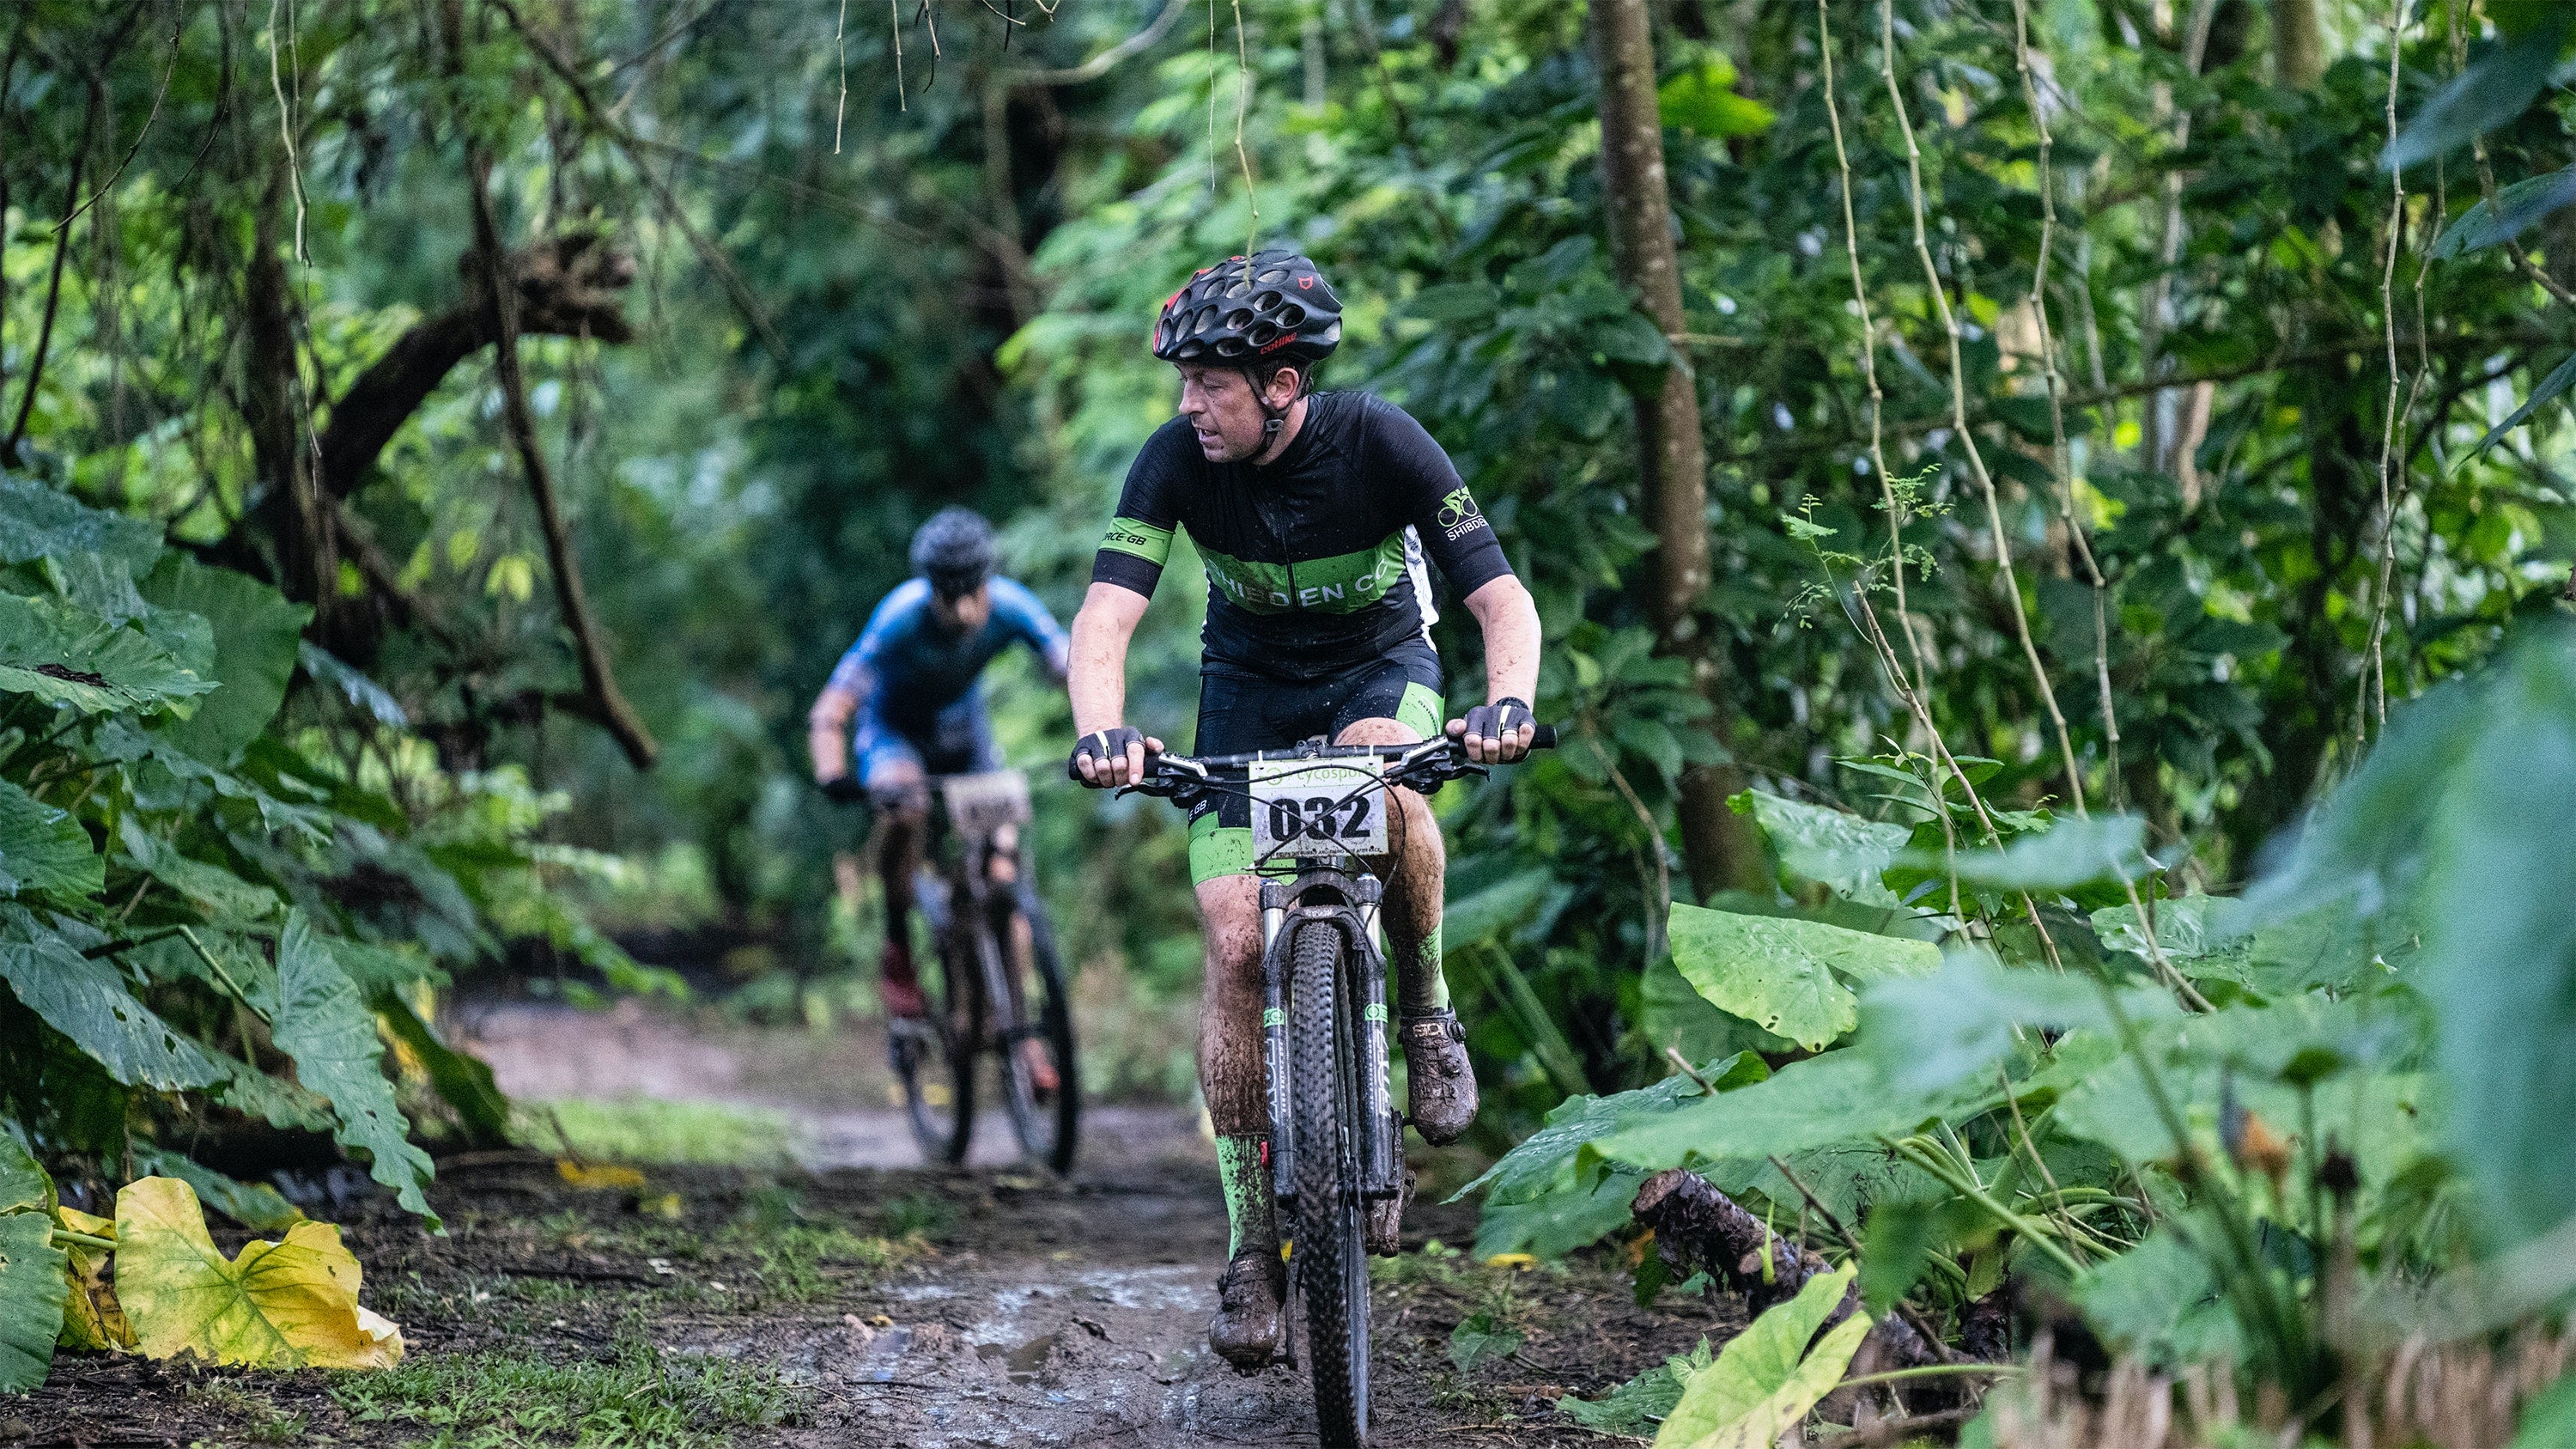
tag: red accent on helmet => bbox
[1298,277,1315,289]
[1258,332,1299,354]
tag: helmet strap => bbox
[1249,363,1297,447]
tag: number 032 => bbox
[1267,795,1374,842]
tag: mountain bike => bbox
[1120,728,1555,1448]
[888,770,1080,1174]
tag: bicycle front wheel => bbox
[1288,920,1370,1447]
[991,883,1079,1174]
[894,910,977,1166]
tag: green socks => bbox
[1216,1135,1277,1259]
[1395,922,1450,1017]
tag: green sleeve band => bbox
[1099,517,1175,567]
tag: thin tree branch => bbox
[999,0,1187,86]
[486,0,792,365]
[6,79,100,460]
[467,143,659,770]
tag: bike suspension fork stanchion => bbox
[1258,879,1296,1209]
[1350,875,1400,1202]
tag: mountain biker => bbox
[810,508,1071,1047]
[1065,250,1540,1371]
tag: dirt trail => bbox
[14,1005,1725,1447]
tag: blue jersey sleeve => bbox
[990,577,1071,676]
[825,581,932,707]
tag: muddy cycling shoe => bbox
[1400,1009,1479,1146]
[1208,1249,1286,1372]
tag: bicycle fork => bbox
[1257,873,1402,1220]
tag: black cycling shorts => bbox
[1186,639,1444,883]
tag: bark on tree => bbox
[1586,0,1767,900]
[2271,0,2324,88]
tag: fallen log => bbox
[1630,1167,1947,1375]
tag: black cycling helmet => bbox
[1151,249,1343,369]
[910,507,997,597]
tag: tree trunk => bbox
[2271,0,2324,88]
[1586,0,1766,902]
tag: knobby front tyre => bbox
[993,883,1080,1174]
[896,920,978,1166]
[1289,920,1370,1447]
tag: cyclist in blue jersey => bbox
[809,508,1071,1026]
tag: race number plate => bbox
[939,770,1032,835]
[1249,758,1388,858]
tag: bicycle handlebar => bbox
[1072,724,1558,800]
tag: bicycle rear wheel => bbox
[1288,920,1370,1447]
[893,903,977,1166]
[993,883,1079,1174]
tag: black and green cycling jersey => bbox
[1090,391,1515,678]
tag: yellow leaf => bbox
[113,1178,403,1370]
[556,1160,646,1190]
[52,1206,131,1352]
[1682,1311,1874,1449]
[1483,1252,1536,1269]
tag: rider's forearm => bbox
[1463,575,1541,705]
[807,687,857,780]
[1069,581,1150,734]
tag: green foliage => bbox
[0,472,635,1329]
[1556,1337,1709,1432]
[1655,1264,1872,1449]
[1669,901,1939,1050]
[0,1211,68,1392]
[331,1335,805,1446]
[271,912,439,1224]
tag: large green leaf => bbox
[1855,949,2160,1097]
[0,473,163,579]
[0,1133,50,1215]
[1465,1054,1768,1259]
[2415,634,2576,1243]
[0,778,100,902]
[137,555,312,763]
[114,818,282,924]
[0,909,225,1091]
[0,1210,67,1391]
[0,591,216,715]
[1655,1263,1868,1449]
[1590,1050,1990,1172]
[1669,903,1939,1050]
[1731,791,1908,906]
[1457,1052,1766,1206]
[1897,814,2155,892]
[270,912,438,1224]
